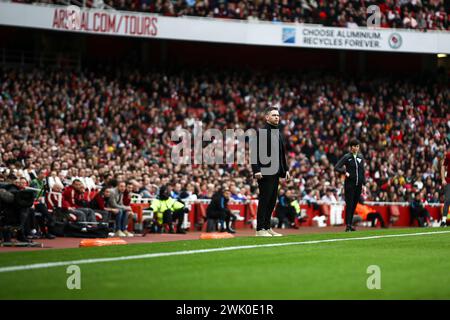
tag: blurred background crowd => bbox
[0,66,448,205]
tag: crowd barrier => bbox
[22,188,445,231]
[129,197,445,231]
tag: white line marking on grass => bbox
[1,230,450,273]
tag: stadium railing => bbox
[129,193,445,230]
[15,189,445,232]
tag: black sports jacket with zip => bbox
[334,152,366,186]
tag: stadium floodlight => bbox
[437,53,447,58]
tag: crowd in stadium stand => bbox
[0,67,448,211]
[12,0,449,30]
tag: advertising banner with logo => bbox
[0,2,449,54]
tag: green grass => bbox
[1,228,450,299]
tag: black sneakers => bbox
[345,226,356,232]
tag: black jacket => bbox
[251,122,288,177]
[206,192,229,216]
[0,184,35,209]
[335,152,366,186]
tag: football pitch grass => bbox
[1,228,450,300]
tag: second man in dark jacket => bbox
[334,139,366,232]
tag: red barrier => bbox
[298,204,317,226]
[395,206,412,227]
[130,203,149,223]
[129,203,149,232]
[228,203,248,229]
[130,200,444,231]
[188,204,196,230]
[248,201,257,221]
[194,203,249,231]
[196,203,209,231]
[427,205,443,221]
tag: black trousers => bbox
[344,182,363,227]
[162,209,185,231]
[94,209,111,223]
[276,206,296,228]
[443,184,450,218]
[33,203,55,234]
[257,175,280,231]
[206,208,235,232]
[2,206,31,241]
[410,207,430,227]
[367,212,386,228]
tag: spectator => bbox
[321,188,337,203]
[29,169,47,199]
[89,187,117,224]
[303,188,320,211]
[62,179,97,230]
[45,182,64,211]
[230,185,247,202]
[108,181,135,237]
[179,183,198,201]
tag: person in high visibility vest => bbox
[353,201,387,228]
[290,199,301,217]
[151,185,188,234]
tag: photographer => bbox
[30,169,56,239]
[0,177,35,242]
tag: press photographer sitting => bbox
[30,169,56,239]
[0,176,36,242]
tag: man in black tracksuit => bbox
[334,139,366,232]
[251,107,290,237]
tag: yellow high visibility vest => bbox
[151,198,185,224]
[291,200,301,214]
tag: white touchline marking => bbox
[0,230,450,274]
